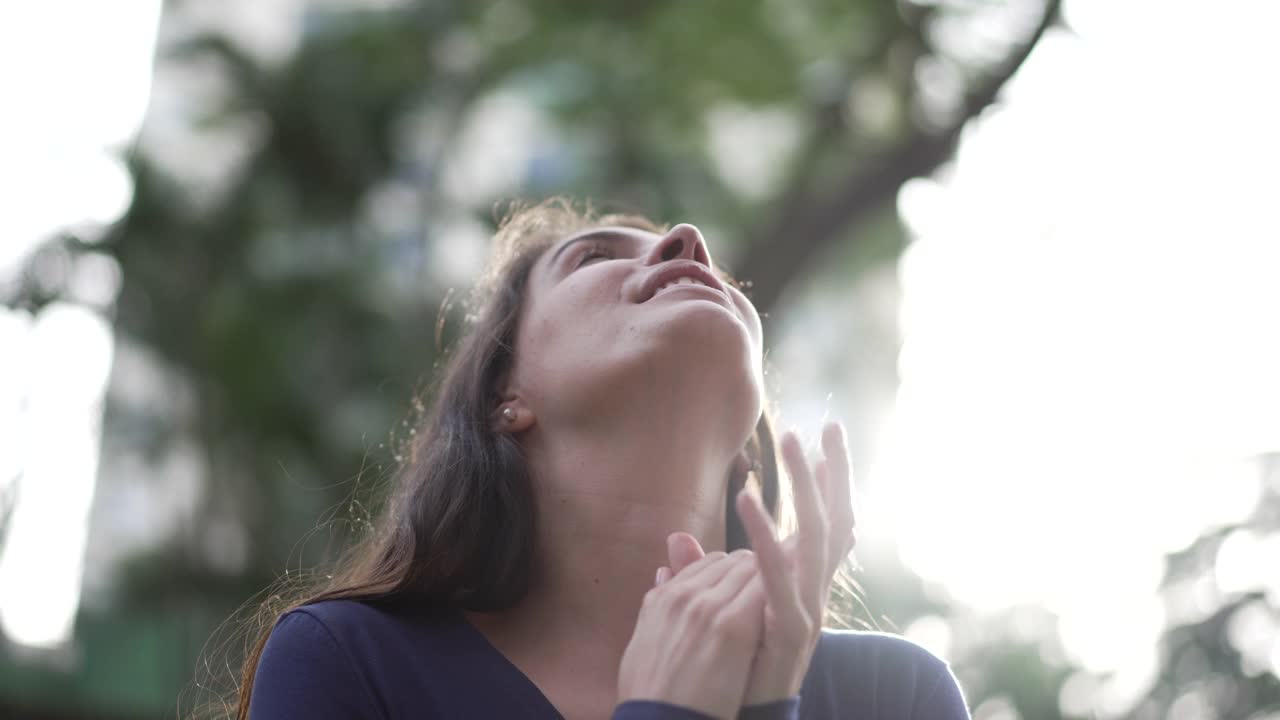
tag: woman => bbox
[237,202,970,719]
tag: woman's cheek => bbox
[731,289,764,344]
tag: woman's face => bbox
[508,223,765,433]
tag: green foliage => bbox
[32,2,1275,719]
[98,0,971,614]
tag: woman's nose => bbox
[649,223,713,267]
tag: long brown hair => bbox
[187,199,783,719]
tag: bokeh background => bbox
[2,0,1279,718]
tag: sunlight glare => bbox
[0,0,158,649]
[0,0,160,274]
[0,304,115,648]
[876,0,1280,709]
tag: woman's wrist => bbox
[741,655,805,707]
[610,696,799,720]
[739,696,800,720]
[612,699,716,719]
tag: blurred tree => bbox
[1134,454,1280,719]
[0,0,1067,717]
[95,0,1061,614]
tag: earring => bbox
[502,407,517,423]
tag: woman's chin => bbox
[643,323,760,395]
[645,308,752,358]
[645,294,754,338]
[641,284,763,353]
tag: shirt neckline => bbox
[448,606,568,720]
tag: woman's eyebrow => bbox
[548,230,634,266]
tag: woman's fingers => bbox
[813,459,830,525]
[781,431,828,602]
[667,532,706,575]
[702,550,762,608]
[655,566,672,586]
[720,572,766,622]
[812,459,838,578]
[736,489,806,620]
[623,555,760,716]
[663,548,734,588]
[820,421,856,561]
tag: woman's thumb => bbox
[666,531,706,575]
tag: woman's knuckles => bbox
[713,615,758,646]
[685,596,718,624]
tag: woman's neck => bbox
[465,423,732,704]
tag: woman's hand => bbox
[617,549,767,719]
[665,421,857,706]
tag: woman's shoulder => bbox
[273,598,386,643]
[806,629,970,718]
[815,627,949,671]
[275,596,464,662]
[285,596,401,630]
[251,601,398,717]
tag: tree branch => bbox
[738,0,1062,319]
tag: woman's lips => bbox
[650,281,733,307]
[639,260,729,303]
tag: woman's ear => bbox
[492,396,536,433]
[491,368,536,433]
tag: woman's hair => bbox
[189,199,783,719]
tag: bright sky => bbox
[0,0,161,648]
[869,0,1280,714]
[1,1,1277,716]
[0,2,159,269]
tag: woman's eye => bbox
[576,248,613,267]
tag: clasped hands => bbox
[617,421,857,719]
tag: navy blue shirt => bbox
[249,598,970,719]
